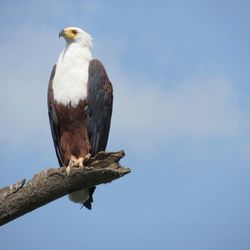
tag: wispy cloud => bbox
[109,72,249,151]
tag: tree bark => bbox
[0,151,130,226]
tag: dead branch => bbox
[0,151,130,226]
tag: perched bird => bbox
[48,27,113,209]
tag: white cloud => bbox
[108,72,250,152]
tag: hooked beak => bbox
[59,29,65,38]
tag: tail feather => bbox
[82,186,96,210]
[83,200,92,210]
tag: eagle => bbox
[47,27,113,209]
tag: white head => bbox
[59,27,93,48]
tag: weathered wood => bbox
[0,151,130,226]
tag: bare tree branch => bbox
[0,151,130,226]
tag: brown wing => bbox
[83,59,113,210]
[47,65,64,167]
[87,59,113,155]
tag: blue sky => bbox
[1,0,250,249]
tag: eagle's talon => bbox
[83,153,91,164]
[77,158,84,168]
[66,165,71,175]
[66,159,78,175]
[69,159,78,168]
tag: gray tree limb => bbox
[0,151,130,226]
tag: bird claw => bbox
[66,159,78,175]
[77,154,91,168]
[66,165,71,175]
[83,153,91,164]
[66,154,92,174]
[77,158,84,168]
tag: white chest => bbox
[52,44,92,107]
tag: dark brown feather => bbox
[54,100,90,165]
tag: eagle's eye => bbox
[72,29,78,35]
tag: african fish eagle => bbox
[47,27,113,209]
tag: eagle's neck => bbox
[53,43,93,107]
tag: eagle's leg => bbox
[66,155,78,175]
[83,153,91,164]
[66,154,91,174]
[75,154,91,168]
[76,157,84,168]
[69,155,78,167]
